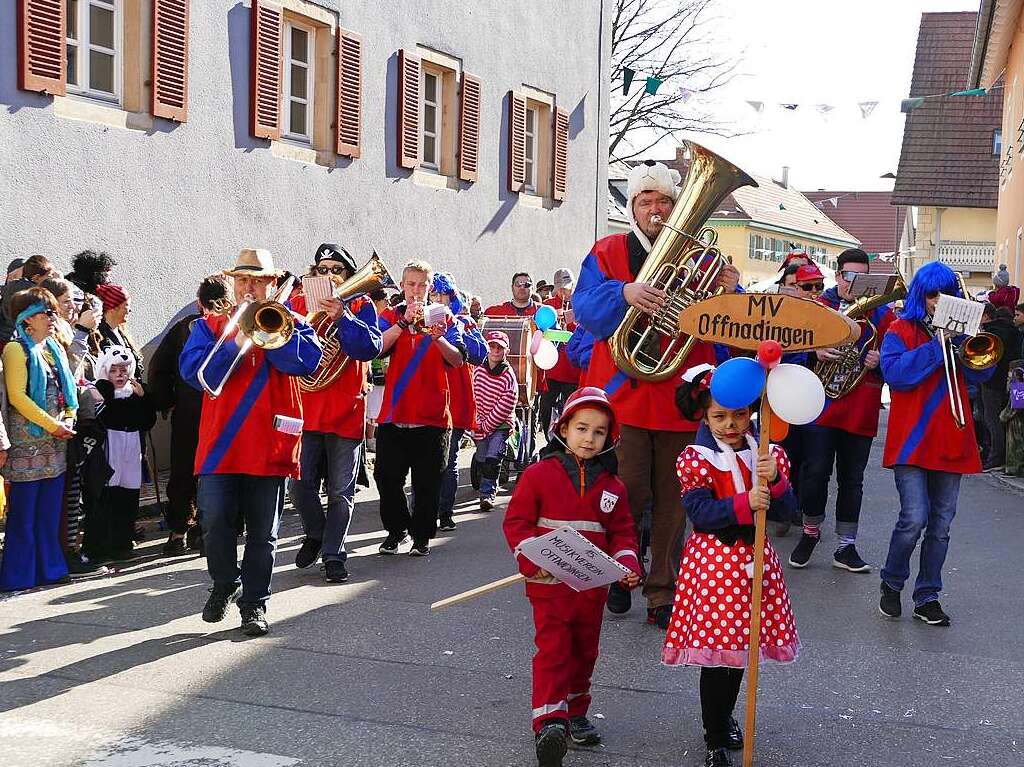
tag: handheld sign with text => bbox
[677,293,858,352]
[517,527,631,592]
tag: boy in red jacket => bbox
[503,387,642,767]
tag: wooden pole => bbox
[430,574,525,611]
[742,394,772,767]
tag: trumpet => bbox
[197,276,297,398]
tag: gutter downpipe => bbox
[969,0,996,88]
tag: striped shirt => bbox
[471,361,518,439]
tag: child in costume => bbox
[503,387,642,767]
[471,330,519,511]
[662,364,799,767]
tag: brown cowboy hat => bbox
[223,248,283,278]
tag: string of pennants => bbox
[620,67,1003,117]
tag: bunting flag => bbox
[746,100,764,113]
[950,87,987,97]
[901,97,925,113]
[780,103,799,111]
[815,104,835,116]
[828,197,839,208]
[858,101,878,118]
[622,67,636,96]
[678,87,695,104]
[645,77,664,95]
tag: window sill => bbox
[53,94,153,132]
[271,139,338,168]
[412,168,459,191]
[518,192,553,210]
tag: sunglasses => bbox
[840,270,865,282]
[798,282,824,292]
[514,281,533,289]
[315,265,348,276]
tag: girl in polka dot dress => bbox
[662,364,799,767]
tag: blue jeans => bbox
[475,430,509,501]
[0,475,68,591]
[289,432,361,562]
[198,474,284,608]
[881,466,961,607]
[438,428,465,521]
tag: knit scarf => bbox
[16,302,79,437]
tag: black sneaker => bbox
[202,584,241,623]
[879,581,901,619]
[66,551,108,578]
[833,544,871,573]
[324,560,349,583]
[110,548,141,563]
[647,605,671,630]
[535,720,568,767]
[162,536,188,556]
[725,717,743,750]
[705,746,733,767]
[913,600,951,627]
[409,540,430,557]
[606,582,632,614]
[295,537,322,569]
[378,533,407,555]
[480,498,494,512]
[438,517,457,532]
[240,604,269,636]
[568,715,601,746]
[788,533,819,568]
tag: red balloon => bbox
[757,340,783,369]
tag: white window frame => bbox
[420,69,441,170]
[282,20,315,144]
[524,105,538,193]
[66,0,121,104]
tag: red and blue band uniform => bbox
[374,305,466,545]
[879,318,993,607]
[179,310,321,609]
[574,230,720,614]
[539,295,582,435]
[288,294,382,565]
[503,453,641,733]
[798,286,896,545]
[484,301,539,319]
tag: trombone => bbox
[197,276,298,398]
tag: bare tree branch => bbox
[609,0,741,158]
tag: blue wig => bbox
[901,261,961,322]
[431,271,465,315]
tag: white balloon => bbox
[533,339,559,370]
[766,363,825,425]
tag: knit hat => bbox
[626,160,682,253]
[554,386,620,445]
[6,258,24,276]
[94,283,128,312]
[993,264,1010,288]
[553,268,575,290]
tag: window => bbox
[993,129,1002,157]
[66,0,120,103]
[420,69,441,169]
[524,106,539,192]
[283,22,314,142]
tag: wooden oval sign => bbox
[677,293,859,352]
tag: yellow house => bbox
[971,0,1024,285]
[893,12,1003,293]
[608,150,859,285]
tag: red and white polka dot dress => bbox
[662,444,800,668]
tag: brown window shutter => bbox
[508,91,526,193]
[458,73,481,182]
[336,29,362,158]
[151,0,190,122]
[250,0,283,140]
[552,106,569,201]
[17,0,66,95]
[396,49,420,169]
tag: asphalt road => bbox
[1,422,1022,767]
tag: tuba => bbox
[299,253,395,393]
[814,269,908,398]
[608,142,758,381]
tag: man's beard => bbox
[640,221,663,241]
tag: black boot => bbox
[606,582,631,614]
[705,746,733,766]
[535,720,568,767]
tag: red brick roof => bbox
[892,12,1002,208]
[802,191,908,265]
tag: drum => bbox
[480,317,537,406]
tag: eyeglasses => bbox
[315,265,348,276]
[798,282,824,293]
[839,270,865,282]
[514,281,532,289]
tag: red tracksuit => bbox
[503,453,640,732]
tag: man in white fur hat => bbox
[573,159,741,628]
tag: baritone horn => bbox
[608,141,758,381]
[299,253,396,393]
[197,276,297,398]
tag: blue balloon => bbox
[710,357,765,409]
[534,305,557,331]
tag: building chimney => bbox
[781,166,790,188]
